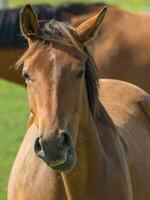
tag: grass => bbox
[0,79,28,200]
[7,0,150,11]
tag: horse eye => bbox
[76,69,85,79]
[22,72,30,81]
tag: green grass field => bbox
[0,79,28,200]
[0,0,150,199]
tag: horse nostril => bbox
[63,133,71,146]
[57,131,71,148]
[34,137,44,158]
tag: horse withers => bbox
[8,5,150,200]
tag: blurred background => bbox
[0,0,150,10]
[0,0,150,200]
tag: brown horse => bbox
[8,5,150,200]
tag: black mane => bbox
[0,3,107,48]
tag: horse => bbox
[0,3,105,85]
[8,5,150,200]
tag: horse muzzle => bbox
[34,130,76,172]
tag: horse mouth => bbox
[45,149,77,172]
[51,150,76,172]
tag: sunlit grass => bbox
[0,79,28,200]
[7,0,150,11]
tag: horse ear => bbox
[75,7,107,43]
[20,4,40,41]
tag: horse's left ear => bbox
[75,7,107,43]
[20,4,40,41]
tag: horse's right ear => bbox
[20,5,40,41]
[75,7,107,43]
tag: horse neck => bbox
[60,86,133,200]
[61,95,105,199]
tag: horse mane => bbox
[0,3,109,48]
[0,7,21,48]
[83,47,114,126]
[0,5,55,48]
[16,19,114,127]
